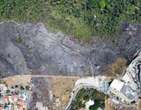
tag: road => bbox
[65,77,108,110]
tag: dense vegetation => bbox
[0,0,141,40]
[71,88,105,110]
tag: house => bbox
[0,84,7,95]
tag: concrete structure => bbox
[108,51,141,104]
[122,54,141,95]
[108,79,138,104]
[65,76,110,110]
[65,51,141,110]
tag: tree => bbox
[25,85,30,90]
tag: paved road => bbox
[65,77,108,110]
[2,74,80,79]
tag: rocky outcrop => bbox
[0,22,91,76]
[0,22,28,76]
[117,24,141,61]
[0,22,140,76]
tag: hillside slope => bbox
[0,22,141,77]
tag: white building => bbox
[108,79,138,104]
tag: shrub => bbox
[15,36,23,43]
[25,85,30,90]
[105,57,127,77]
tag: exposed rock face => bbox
[0,22,140,76]
[0,22,91,76]
[117,24,141,61]
[0,22,28,75]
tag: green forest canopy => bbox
[0,0,140,40]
